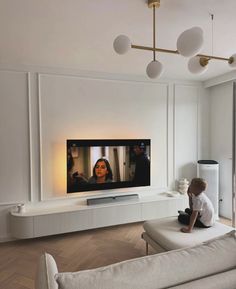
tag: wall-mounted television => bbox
[67,139,151,193]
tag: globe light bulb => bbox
[188,56,208,74]
[146,60,163,79]
[177,27,204,57]
[113,35,131,55]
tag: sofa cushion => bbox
[55,231,236,289]
[143,217,233,250]
[169,268,236,289]
[35,253,58,289]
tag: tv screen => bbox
[67,139,151,193]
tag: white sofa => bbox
[36,231,236,289]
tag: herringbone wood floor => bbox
[0,218,232,289]
[0,222,155,289]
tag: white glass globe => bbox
[177,27,204,57]
[146,60,163,79]
[188,56,208,74]
[113,35,131,55]
[229,54,236,68]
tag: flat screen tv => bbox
[67,139,151,193]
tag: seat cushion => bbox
[55,231,236,289]
[143,217,233,250]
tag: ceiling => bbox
[0,0,236,81]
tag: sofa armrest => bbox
[35,253,58,289]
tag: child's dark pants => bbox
[178,208,210,228]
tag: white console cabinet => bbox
[10,194,188,239]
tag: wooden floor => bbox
[0,218,232,289]
[0,222,155,289]
[219,217,232,226]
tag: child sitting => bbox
[178,178,215,233]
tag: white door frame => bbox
[232,82,236,227]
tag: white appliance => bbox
[197,160,219,218]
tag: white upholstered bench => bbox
[142,216,233,254]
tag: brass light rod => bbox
[153,5,156,61]
[131,44,179,54]
[131,44,230,62]
[197,54,229,62]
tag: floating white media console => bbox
[10,193,188,239]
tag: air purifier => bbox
[197,160,219,218]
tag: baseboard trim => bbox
[0,236,15,243]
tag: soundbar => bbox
[87,194,139,206]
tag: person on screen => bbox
[133,143,150,186]
[67,149,75,191]
[67,149,88,192]
[88,158,113,184]
[178,178,215,233]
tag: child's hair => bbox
[191,178,207,194]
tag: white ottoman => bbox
[142,217,233,253]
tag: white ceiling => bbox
[0,0,236,81]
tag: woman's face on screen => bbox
[95,161,108,178]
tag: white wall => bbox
[209,81,233,219]
[0,65,209,240]
[0,71,30,204]
[39,74,169,199]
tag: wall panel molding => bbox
[38,73,43,201]
[172,84,177,185]
[0,70,31,205]
[174,84,199,182]
[27,72,33,202]
[0,65,207,240]
[37,73,169,200]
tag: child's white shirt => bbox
[192,193,215,226]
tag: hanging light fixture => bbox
[113,0,236,79]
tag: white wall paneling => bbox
[167,83,175,188]
[38,74,169,200]
[0,65,207,240]
[209,81,233,219]
[28,72,41,202]
[174,84,199,182]
[0,71,31,204]
[197,87,210,160]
